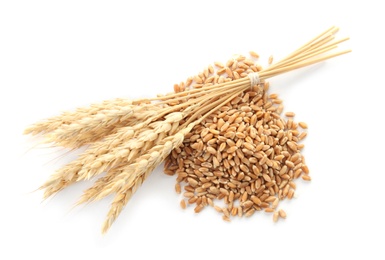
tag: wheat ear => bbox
[38,104,162,148]
[100,125,193,233]
[24,98,133,135]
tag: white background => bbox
[1,1,384,259]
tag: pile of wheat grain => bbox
[164,53,309,222]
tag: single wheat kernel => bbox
[222,208,230,218]
[249,51,260,58]
[207,146,217,155]
[302,164,309,174]
[214,61,224,68]
[288,189,295,199]
[186,77,193,86]
[222,215,231,222]
[278,209,287,219]
[175,183,181,194]
[285,112,295,117]
[184,192,195,198]
[272,198,279,209]
[245,208,255,217]
[298,122,308,129]
[225,59,234,68]
[231,207,238,216]
[194,204,204,213]
[180,200,186,209]
[299,132,307,140]
[214,205,223,213]
[273,211,279,222]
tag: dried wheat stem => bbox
[144,79,247,102]
[184,86,247,126]
[276,26,338,64]
[259,50,351,80]
[263,27,346,72]
[265,38,349,73]
[151,80,249,120]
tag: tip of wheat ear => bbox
[23,128,32,135]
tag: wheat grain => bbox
[298,122,308,129]
[278,209,287,219]
[273,211,279,222]
[285,112,295,117]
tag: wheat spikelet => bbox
[75,167,121,206]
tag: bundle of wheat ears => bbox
[25,27,350,233]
